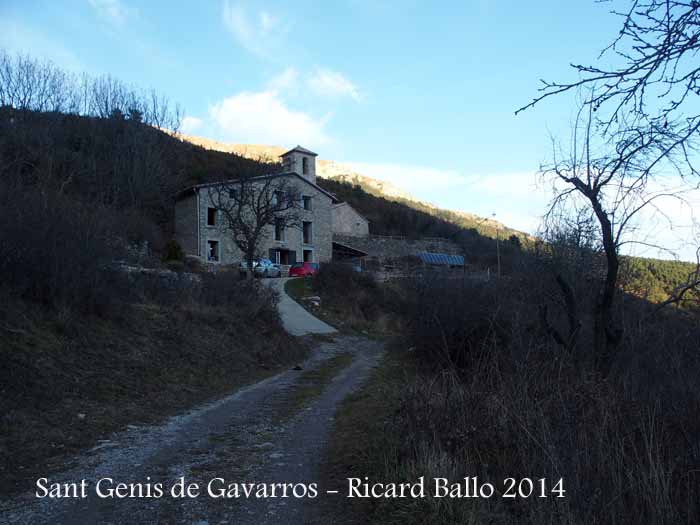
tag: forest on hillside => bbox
[0,48,697,311]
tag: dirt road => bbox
[0,283,381,524]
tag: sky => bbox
[2,0,698,261]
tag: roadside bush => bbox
[401,277,513,370]
[0,185,121,313]
[163,260,185,273]
[385,273,700,523]
[312,262,392,328]
[200,273,279,323]
[162,239,185,262]
[314,262,377,297]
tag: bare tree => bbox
[207,175,302,278]
[541,100,691,362]
[517,0,700,175]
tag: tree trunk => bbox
[590,196,622,369]
[245,252,255,280]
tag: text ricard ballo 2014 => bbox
[36,476,566,500]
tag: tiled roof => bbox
[281,145,318,157]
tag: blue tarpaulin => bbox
[415,252,464,266]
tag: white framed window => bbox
[207,240,219,262]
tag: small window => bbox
[229,188,237,199]
[302,221,312,244]
[207,240,219,262]
[302,157,309,175]
[302,195,312,211]
[272,190,284,207]
[207,207,217,226]
[274,219,285,241]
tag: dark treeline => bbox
[0,50,277,310]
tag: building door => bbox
[270,249,294,265]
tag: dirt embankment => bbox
[0,291,306,496]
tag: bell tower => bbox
[281,145,318,184]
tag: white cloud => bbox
[181,116,203,134]
[88,0,137,26]
[307,68,361,102]
[347,162,466,192]
[267,67,299,94]
[222,1,289,58]
[208,90,330,147]
[339,163,546,234]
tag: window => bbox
[272,190,284,207]
[207,240,219,262]
[229,188,237,199]
[302,157,309,175]
[303,249,313,262]
[302,195,312,211]
[302,221,313,244]
[207,207,217,226]
[274,218,285,241]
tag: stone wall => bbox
[174,193,198,256]
[193,175,333,265]
[332,202,369,237]
[333,234,461,260]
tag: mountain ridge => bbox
[178,133,511,235]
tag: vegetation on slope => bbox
[621,256,700,307]
[316,267,700,524]
[0,277,305,495]
[0,51,303,495]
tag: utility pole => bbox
[493,212,501,278]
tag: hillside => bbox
[178,135,518,241]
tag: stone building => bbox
[331,202,369,237]
[174,146,336,265]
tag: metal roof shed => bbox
[415,251,464,267]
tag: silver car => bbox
[239,258,282,278]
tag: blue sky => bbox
[2,0,698,260]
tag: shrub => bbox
[401,277,511,370]
[314,261,377,298]
[386,272,700,523]
[163,259,185,273]
[162,239,185,262]
[0,185,121,313]
[312,262,389,326]
[200,273,279,323]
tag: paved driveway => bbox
[264,278,337,336]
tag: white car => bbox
[239,258,282,278]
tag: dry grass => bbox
[0,281,306,496]
[320,274,700,524]
[291,263,403,337]
[276,352,354,422]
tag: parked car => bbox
[288,262,319,277]
[239,258,282,278]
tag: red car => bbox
[288,262,319,277]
